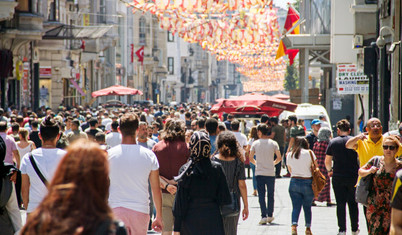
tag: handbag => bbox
[309,150,326,198]
[220,158,240,217]
[355,156,380,206]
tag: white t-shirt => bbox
[108,144,159,214]
[286,149,316,178]
[20,148,67,213]
[106,132,122,147]
[233,132,248,147]
[251,139,279,176]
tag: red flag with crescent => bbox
[136,46,144,65]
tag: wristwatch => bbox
[164,183,170,190]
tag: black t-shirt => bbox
[326,135,359,179]
[85,128,102,139]
[391,170,402,210]
[305,132,317,150]
[29,131,42,148]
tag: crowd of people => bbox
[0,104,401,235]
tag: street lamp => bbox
[376,26,400,53]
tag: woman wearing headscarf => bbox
[173,131,231,235]
[312,127,333,206]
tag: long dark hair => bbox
[217,131,243,162]
[21,140,113,235]
[291,137,309,159]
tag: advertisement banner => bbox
[336,64,369,95]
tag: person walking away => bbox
[21,140,127,235]
[358,135,402,234]
[249,124,282,225]
[0,133,22,234]
[325,119,360,235]
[268,117,285,178]
[286,137,316,235]
[173,131,231,235]
[212,131,249,235]
[206,118,219,156]
[28,121,41,148]
[108,113,163,235]
[231,120,248,161]
[20,116,67,215]
[306,119,321,150]
[153,120,189,235]
[106,121,122,147]
[312,127,333,206]
[246,126,259,196]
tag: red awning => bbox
[92,85,143,98]
[210,93,297,116]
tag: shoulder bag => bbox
[29,153,48,186]
[355,156,380,206]
[309,150,326,198]
[220,158,240,217]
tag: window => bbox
[168,57,174,75]
[139,17,146,45]
[48,0,59,21]
[99,0,106,23]
[167,31,174,42]
[15,0,32,12]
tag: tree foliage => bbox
[284,64,299,91]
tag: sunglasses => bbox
[383,145,397,150]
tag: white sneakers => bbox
[338,229,359,235]
[259,217,274,225]
[352,230,360,235]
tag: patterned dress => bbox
[364,157,402,235]
[312,141,330,202]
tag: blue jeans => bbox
[256,176,275,218]
[250,157,257,190]
[289,178,314,227]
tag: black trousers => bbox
[332,177,359,232]
[274,146,284,176]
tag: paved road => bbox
[237,173,368,235]
[21,171,368,235]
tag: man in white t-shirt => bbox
[20,117,66,214]
[250,124,282,225]
[108,113,163,234]
[231,119,248,160]
[106,121,122,147]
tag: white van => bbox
[280,103,332,133]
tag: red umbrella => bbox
[271,93,290,100]
[92,85,143,98]
[211,93,297,116]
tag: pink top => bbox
[0,132,17,164]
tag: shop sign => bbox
[336,64,369,95]
[39,66,52,78]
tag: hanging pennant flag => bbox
[275,5,300,65]
[136,46,144,65]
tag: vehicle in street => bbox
[281,103,332,133]
[104,100,124,109]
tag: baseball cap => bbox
[311,119,322,126]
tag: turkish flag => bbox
[136,46,144,65]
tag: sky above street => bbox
[274,0,296,9]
